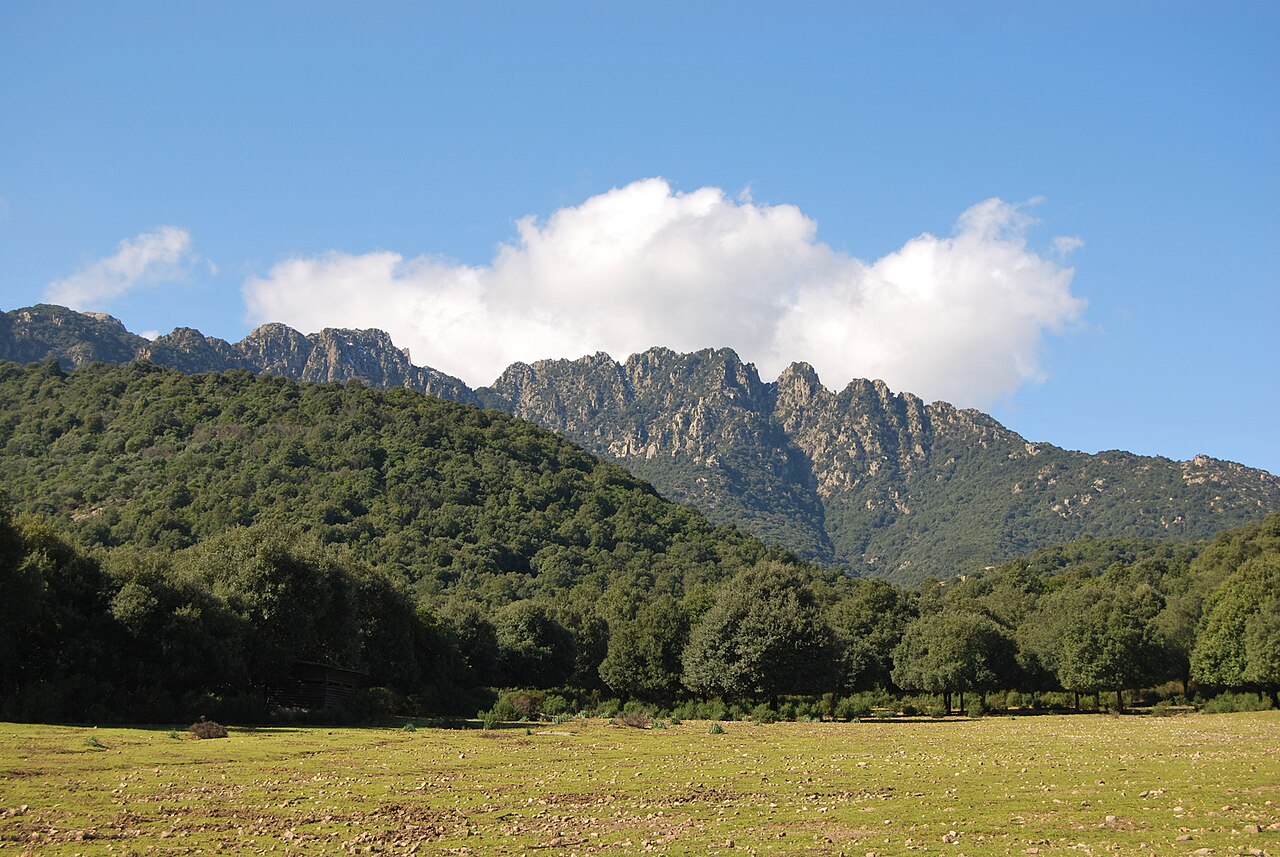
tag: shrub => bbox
[671,699,728,722]
[707,722,724,734]
[493,689,546,721]
[189,717,228,739]
[750,703,778,724]
[1201,692,1274,714]
[965,698,987,719]
[618,711,651,729]
[481,709,501,730]
[402,722,417,732]
[834,695,871,721]
[928,702,948,719]
[541,695,571,717]
[668,716,682,726]
[795,698,826,721]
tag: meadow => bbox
[1,713,1277,856]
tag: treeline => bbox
[2,503,1277,723]
[0,360,1277,723]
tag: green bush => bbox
[539,694,571,717]
[671,699,728,722]
[834,695,872,721]
[707,722,724,735]
[965,698,987,719]
[493,689,546,721]
[750,703,778,724]
[1201,692,1274,713]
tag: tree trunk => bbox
[958,690,965,713]
[1074,691,1080,710]
[1115,689,1123,713]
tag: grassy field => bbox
[1,713,1277,856]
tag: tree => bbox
[493,600,577,688]
[681,561,838,702]
[891,610,1017,712]
[598,595,689,702]
[828,579,914,691]
[437,601,499,687]
[1054,583,1165,710]
[1192,554,1280,704]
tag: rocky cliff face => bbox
[2,304,478,405]
[479,348,835,562]
[5,303,1277,582]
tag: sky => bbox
[1,2,1277,474]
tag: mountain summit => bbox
[4,303,1277,583]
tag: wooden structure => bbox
[269,661,367,711]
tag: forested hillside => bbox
[0,359,777,603]
[6,305,1278,584]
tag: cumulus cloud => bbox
[243,179,1085,407]
[46,226,198,309]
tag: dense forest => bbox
[1,360,1276,723]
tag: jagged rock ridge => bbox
[4,304,1278,583]
[2,304,477,404]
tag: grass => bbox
[1,713,1277,855]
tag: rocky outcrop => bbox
[4,303,1277,582]
[2,305,478,405]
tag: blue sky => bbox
[1,2,1277,474]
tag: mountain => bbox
[5,303,1278,583]
[477,350,1280,582]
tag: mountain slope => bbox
[5,303,1278,583]
[0,359,773,604]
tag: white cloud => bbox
[46,226,197,309]
[242,179,1085,408]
